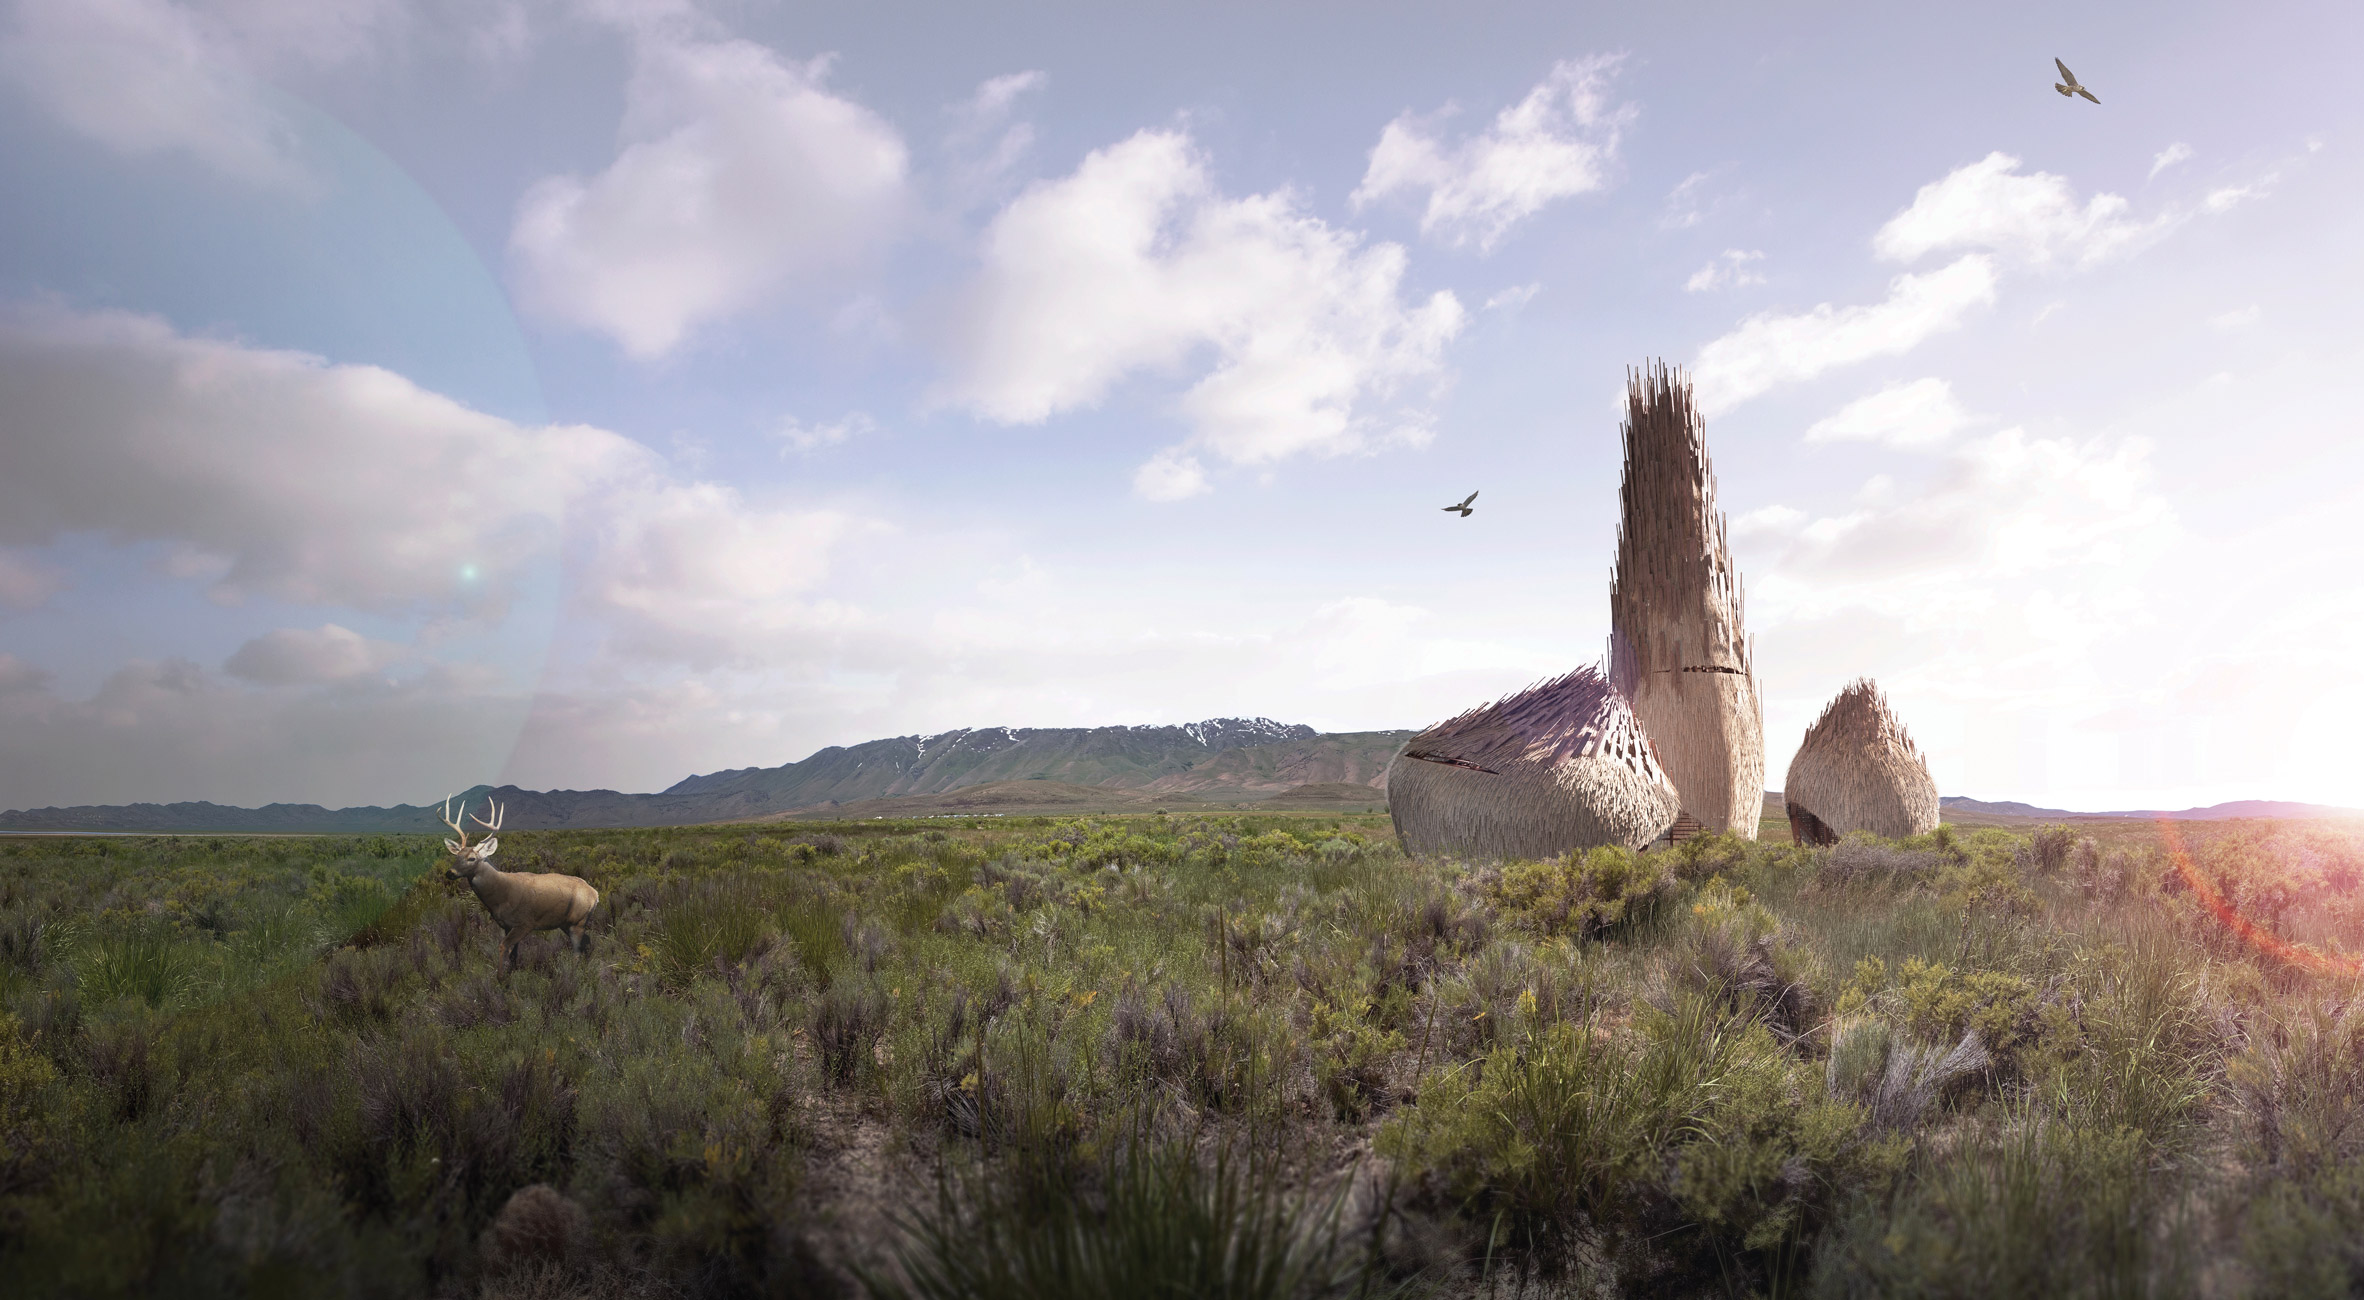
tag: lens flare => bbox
[2158,814,2361,976]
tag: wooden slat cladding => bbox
[1388,666,1680,859]
[1782,679,1939,842]
[1608,361,1766,839]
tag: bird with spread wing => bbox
[2054,58,2099,103]
[1442,490,1478,517]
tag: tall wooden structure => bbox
[1608,361,1765,839]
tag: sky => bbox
[0,0,2357,814]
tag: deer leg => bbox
[503,928,525,972]
[571,924,592,958]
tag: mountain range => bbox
[1938,796,2364,822]
[0,718,1414,833]
[7,721,2357,833]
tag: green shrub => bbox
[1679,877,1819,1037]
[2026,824,2078,876]
[1812,1113,2181,1298]
[653,884,774,985]
[76,925,199,1009]
[1935,836,2037,916]
[1487,845,1676,940]
[1672,1050,1886,1256]
[0,1009,58,1169]
[1845,956,2047,1073]
[1668,831,1756,883]
[1307,995,1404,1121]
[813,976,891,1086]
[780,893,849,984]
[2240,1166,2364,1298]
[1380,992,1773,1260]
[874,1132,1357,1300]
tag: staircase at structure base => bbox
[1652,812,1705,849]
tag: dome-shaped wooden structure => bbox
[1608,361,1765,838]
[1783,678,1938,844]
[1387,666,1680,859]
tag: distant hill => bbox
[0,718,1414,832]
[1143,731,1409,796]
[1939,797,2074,819]
[0,783,727,835]
[773,779,1188,820]
[1941,796,2364,821]
[663,717,1372,809]
[774,778,1393,822]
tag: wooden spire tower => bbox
[1607,360,1765,838]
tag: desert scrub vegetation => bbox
[8,813,2364,1295]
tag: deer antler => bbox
[441,794,473,850]
[471,798,504,835]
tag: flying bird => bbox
[2054,58,2099,103]
[1442,490,1478,517]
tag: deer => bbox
[441,795,600,972]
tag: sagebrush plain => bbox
[7,809,2364,1297]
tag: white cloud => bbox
[463,0,529,62]
[962,69,1042,120]
[1132,448,1208,502]
[1730,504,1806,538]
[224,623,407,685]
[1691,255,1997,415]
[2149,142,2193,179]
[1661,170,1718,230]
[509,34,910,358]
[1352,55,1632,250]
[944,70,1045,205]
[202,0,400,65]
[1747,427,2169,606]
[1744,423,2175,797]
[775,411,876,453]
[0,655,537,808]
[0,653,50,696]
[1483,282,1541,311]
[0,0,417,186]
[571,0,700,35]
[1804,378,1975,448]
[0,296,944,805]
[580,477,867,670]
[1872,152,2174,269]
[0,305,619,613]
[0,302,892,803]
[2210,305,2261,330]
[2204,177,2273,213]
[0,303,865,648]
[2,0,308,186]
[0,549,65,608]
[1683,248,1765,293]
[940,129,1466,495]
[1695,153,2235,415]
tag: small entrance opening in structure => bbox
[1786,801,1837,847]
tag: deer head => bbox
[441,795,504,879]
